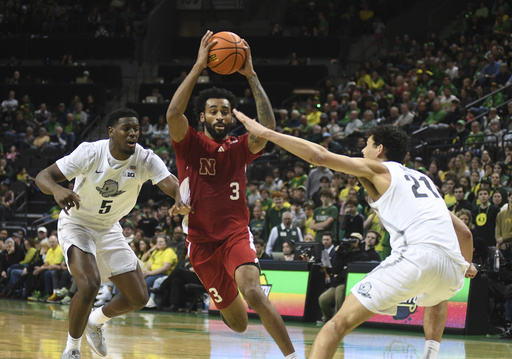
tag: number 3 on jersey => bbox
[404,174,440,198]
[230,182,239,200]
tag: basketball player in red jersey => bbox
[166,31,298,358]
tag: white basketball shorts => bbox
[351,245,468,315]
[58,216,138,283]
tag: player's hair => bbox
[194,87,237,120]
[366,125,410,163]
[106,108,139,128]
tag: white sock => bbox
[65,333,82,351]
[285,353,298,359]
[88,306,111,327]
[422,340,440,359]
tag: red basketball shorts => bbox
[188,228,258,309]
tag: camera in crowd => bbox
[338,232,363,253]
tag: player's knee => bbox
[222,313,248,333]
[241,285,265,308]
[131,291,149,310]
[328,315,350,338]
[78,277,101,301]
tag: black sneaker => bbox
[500,328,512,340]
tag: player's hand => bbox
[237,40,255,77]
[197,30,216,69]
[53,187,81,215]
[465,263,478,278]
[233,109,268,138]
[169,202,194,216]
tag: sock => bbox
[422,340,440,359]
[285,353,298,359]
[88,306,111,327]
[65,333,82,352]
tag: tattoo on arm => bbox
[247,75,275,149]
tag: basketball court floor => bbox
[2,299,511,359]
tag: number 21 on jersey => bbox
[404,174,440,198]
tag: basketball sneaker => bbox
[47,293,64,303]
[61,349,81,359]
[85,322,107,357]
[27,290,42,301]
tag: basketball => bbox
[207,31,246,75]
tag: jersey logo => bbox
[218,146,225,152]
[199,158,216,175]
[357,282,372,298]
[96,179,126,198]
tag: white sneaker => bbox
[85,322,107,357]
[145,297,157,308]
[94,299,107,307]
[61,349,81,359]
[95,290,112,301]
[61,296,72,305]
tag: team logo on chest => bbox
[199,158,216,175]
[96,179,126,198]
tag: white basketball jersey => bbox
[370,162,466,265]
[56,140,170,227]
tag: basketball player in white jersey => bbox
[234,114,478,359]
[35,108,192,359]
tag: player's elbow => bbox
[166,108,180,123]
[460,225,472,242]
[312,148,329,167]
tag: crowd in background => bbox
[2,0,512,331]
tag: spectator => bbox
[362,230,382,261]
[317,232,368,322]
[449,183,474,216]
[289,162,308,189]
[266,211,303,256]
[250,205,267,242]
[254,239,271,260]
[0,238,24,295]
[310,188,338,242]
[27,235,64,301]
[32,127,50,151]
[0,180,14,223]
[1,90,18,112]
[265,191,290,233]
[473,188,500,247]
[282,240,295,261]
[423,99,447,126]
[143,236,177,306]
[339,197,364,241]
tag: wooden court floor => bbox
[1,298,512,359]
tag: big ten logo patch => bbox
[123,170,136,178]
[393,296,418,321]
[209,53,218,62]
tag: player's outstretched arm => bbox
[167,30,217,143]
[35,163,80,215]
[237,41,276,154]
[157,174,194,215]
[234,109,383,179]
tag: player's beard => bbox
[205,121,232,140]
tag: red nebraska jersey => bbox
[172,126,261,243]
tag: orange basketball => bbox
[207,31,246,75]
